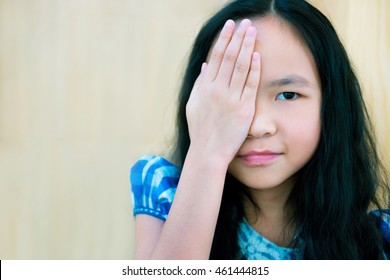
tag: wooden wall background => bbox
[0,0,388,259]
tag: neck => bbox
[243,178,296,247]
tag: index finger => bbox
[204,20,235,82]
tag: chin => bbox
[228,157,300,192]
[235,177,287,190]
[227,167,297,192]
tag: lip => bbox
[238,150,282,166]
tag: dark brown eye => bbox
[275,92,299,100]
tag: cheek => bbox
[285,113,321,160]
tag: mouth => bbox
[237,150,282,166]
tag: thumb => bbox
[193,62,208,87]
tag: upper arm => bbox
[134,214,165,259]
[130,156,180,259]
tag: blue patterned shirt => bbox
[130,155,390,260]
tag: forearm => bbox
[143,18,259,259]
[148,146,229,259]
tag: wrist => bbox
[186,144,232,173]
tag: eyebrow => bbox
[266,74,311,88]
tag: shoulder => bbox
[130,155,181,221]
[370,210,390,259]
[130,155,180,188]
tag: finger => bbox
[229,26,257,100]
[241,52,261,103]
[214,19,252,85]
[194,62,208,87]
[188,63,207,106]
[204,20,235,82]
[190,62,208,98]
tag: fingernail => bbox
[240,19,251,28]
[201,62,207,72]
[252,52,260,61]
[224,19,234,29]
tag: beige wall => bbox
[0,0,388,259]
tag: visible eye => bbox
[275,92,300,100]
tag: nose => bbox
[247,103,277,138]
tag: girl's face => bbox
[228,16,321,192]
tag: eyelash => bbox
[275,92,300,100]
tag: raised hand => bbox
[186,19,261,166]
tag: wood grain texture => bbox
[0,0,388,259]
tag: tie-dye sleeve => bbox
[370,209,390,260]
[130,155,180,221]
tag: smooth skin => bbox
[134,16,321,259]
[228,17,321,244]
[135,19,259,259]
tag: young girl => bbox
[130,0,390,259]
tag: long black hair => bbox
[171,0,390,259]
